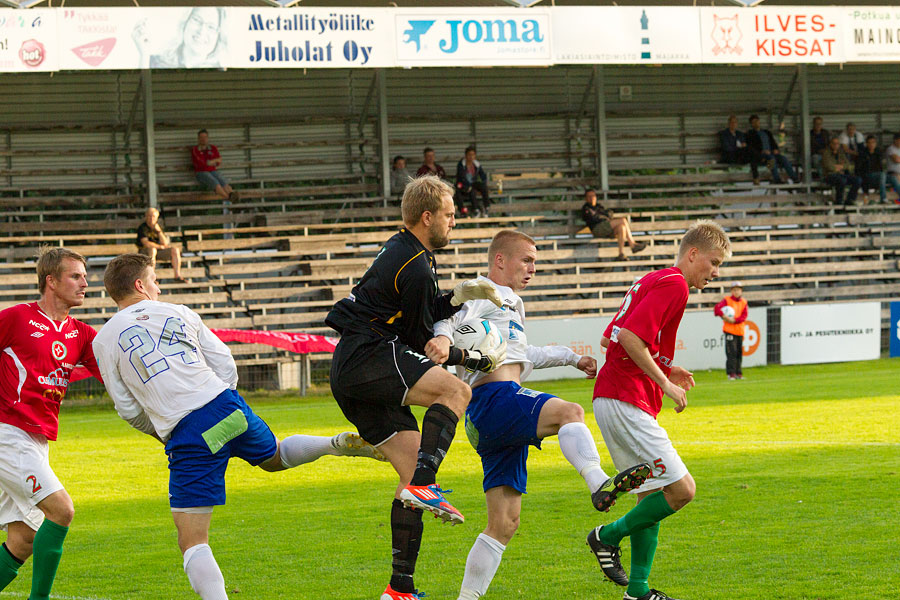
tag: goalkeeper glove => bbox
[461,338,507,374]
[451,279,503,308]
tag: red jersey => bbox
[594,267,689,418]
[191,144,220,173]
[0,303,102,441]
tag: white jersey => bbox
[433,276,581,387]
[92,300,237,441]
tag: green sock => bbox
[28,519,68,600]
[626,522,659,598]
[0,543,23,591]
[599,490,675,546]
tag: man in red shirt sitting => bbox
[191,129,237,201]
[0,248,102,600]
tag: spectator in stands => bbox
[856,135,887,204]
[718,115,747,165]
[455,146,491,218]
[746,115,797,185]
[580,189,646,261]
[821,136,863,208]
[887,134,900,204]
[390,155,412,197]
[192,129,237,201]
[416,147,448,181]
[136,207,186,283]
[839,122,866,161]
[810,116,830,176]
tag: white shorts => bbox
[0,423,64,531]
[593,397,689,494]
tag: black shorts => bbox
[330,332,437,446]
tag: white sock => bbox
[558,422,609,493]
[458,533,506,600]
[183,544,227,600]
[279,434,336,468]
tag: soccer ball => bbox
[452,318,502,351]
[721,305,735,320]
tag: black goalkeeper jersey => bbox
[325,228,461,353]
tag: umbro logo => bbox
[30,332,44,338]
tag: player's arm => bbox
[616,327,687,412]
[428,302,475,364]
[92,342,162,442]
[526,344,595,378]
[195,318,238,389]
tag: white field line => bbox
[496,439,900,447]
[1,594,113,600]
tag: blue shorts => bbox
[464,381,555,494]
[195,170,228,190]
[165,388,277,508]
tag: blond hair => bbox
[678,220,732,258]
[36,247,86,294]
[401,175,454,226]
[488,230,535,263]
[104,253,152,302]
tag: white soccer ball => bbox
[452,318,501,352]
[721,305,736,320]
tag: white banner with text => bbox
[780,302,881,365]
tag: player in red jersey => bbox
[586,220,731,600]
[0,248,102,600]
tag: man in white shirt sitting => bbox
[92,253,384,600]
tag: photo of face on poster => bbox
[132,7,227,68]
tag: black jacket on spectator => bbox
[718,129,747,164]
[455,160,488,189]
[581,202,613,229]
[856,146,883,178]
[745,128,779,163]
[810,129,830,155]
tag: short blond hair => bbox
[36,247,86,294]
[488,230,535,263]
[401,175,454,226]
[678,220,732,258]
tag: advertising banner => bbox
[553,7,702,64]
[672,308,768,371]
[58,7,224,70]
[0,9,57,73]
[394,8,551,66]
[780,302,880,365]
[841,7,900,62]
[227,8,394,69]
[699,6,844,63]
[526,316,610,382]
[211,328,338,354]
[891,301,900,358]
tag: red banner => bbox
[210,328,339,355]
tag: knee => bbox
[558,402,585,426]
[48,500,75,527]
[669,480,696,510]
[487,515,519,545]
[443,379,471,416]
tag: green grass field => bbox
[2,359,898,600]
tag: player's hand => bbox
[663,380,687,413]
[463,338,507,373]
[668,366,695,392]
[425,335,452,365]
[577,356,597,379]
[451,279,503,308]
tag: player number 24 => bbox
[117,318,200,383]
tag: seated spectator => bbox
[856,135,887,204]
[580,189,646,261]
[136,207,186,282]
[839,122,866,161]
[746,114,797,185]
[390,155,412,197]
[810,116,830,175]
[886,133,900,204]
[191,128,237,201]
[416,147,447,180]
[718,115,747,165]
[455,146,491,217]
[821,136,863,208]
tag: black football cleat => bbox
[624,589,683,600]
[592,463,652,513]
[587,526,628,586]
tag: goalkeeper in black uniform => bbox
[325,175,506,600]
